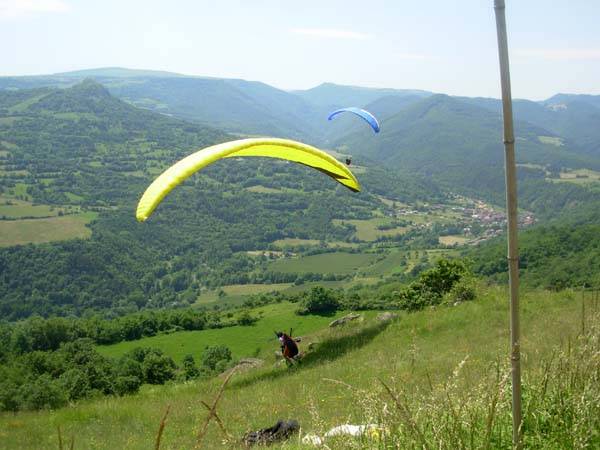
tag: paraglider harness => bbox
[275,330,299,365]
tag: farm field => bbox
[272,238,359,249]
[97,302,352,363]
[244,185,285,194]
[4,287,595,449]
[268,251,377,274]
[195,283,292,305]
[332,218,408,241]
[0,212,97,247]
[555,168,600,184]
[363,250,408,276]
[439,234,470,246]
[0,199,60,218]
[196,279,380,307]
[272,238,321,247]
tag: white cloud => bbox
[515,48,600,61]
[291,28,372,40]
[0,0,69,19]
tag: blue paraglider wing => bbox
[327,107,380,133]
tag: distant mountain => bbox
[318,94,425,144]
[51,67,187,79]
[0,68,321,140]
[544,93,600,110]
[459,95,600,157]
[3,68,600,158]
[293,82,431,109]
[107,77,321,139]
[337,94,600,200]
[0,81,445,318]
[0,67,185,89]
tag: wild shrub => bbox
[200,345,232,372]
[296,286,340,315]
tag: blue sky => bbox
[1,0,599,99]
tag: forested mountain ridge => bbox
[1,73,599,321]
[3,68,599,155]
[333,94,600,211]
[0,81,443,320]
[457,94,600,157]
[292,82,431,108]
[0,69,322,140]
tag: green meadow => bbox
[195,283,292,305]
[0,199,59,219]
[97,302,351,363]
[0,212,97,247]
[268,252,377,275]
[332,218,408,241]
[1,286,596,449]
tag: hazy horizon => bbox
[1,0,599,100]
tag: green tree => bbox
[182,354,200,380]
[142,353,176,384]
[296,286,340,315]
[59,368,91,401]
[200,345,232,372]
[19,374,67,410]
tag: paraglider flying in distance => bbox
[327,107,380,133]
[136,138,361,222]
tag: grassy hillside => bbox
[268,252,377,275]
[96,302,368,364]
[1,286,596,449]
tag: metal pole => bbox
[493,1,522,448]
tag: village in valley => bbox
[391,194,536,247]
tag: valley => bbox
[0,68,599,449]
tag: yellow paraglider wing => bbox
[136,138,361,222]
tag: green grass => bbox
[0,199,58,218]
[272,239,358,250]
[376,195,408,208]
[269,252,377,275]
[439,235,469,246]
[0,140,18,150]
[64,192,84,202]
[1,286,596,449]
[97,302,347,363]
[0,116,19,126]
[273,238,321,247]
[7,93,50,113]
[363,250,408,276]
[245,185,285,194]
[0,212,97,247]
[195,279,375,307]
[333,218,407,241]
[552,168,600,185]
[54,112,97,121]
[195,283,292,305]
[11,183,29,197]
